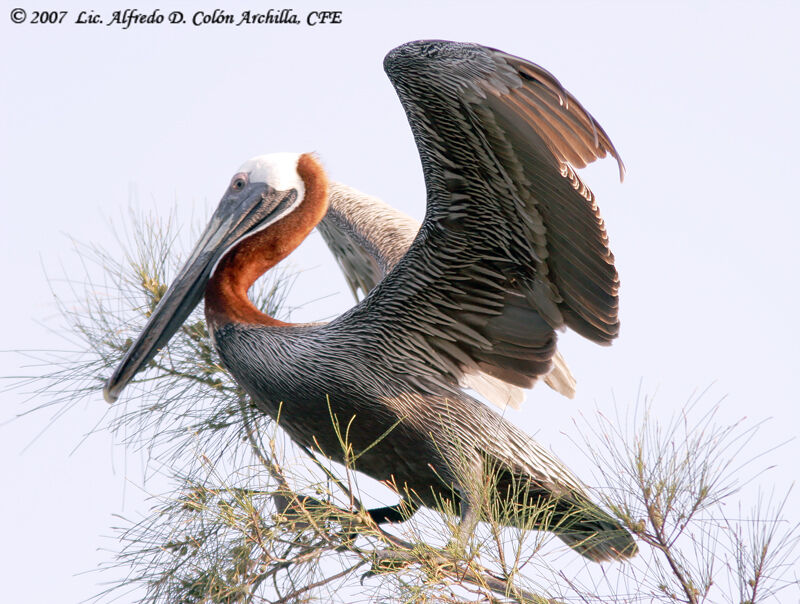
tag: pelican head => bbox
[103,152,308,403]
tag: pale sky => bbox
[2,2,799,601]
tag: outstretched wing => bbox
[318,183,418,299]
[332,40,620,397]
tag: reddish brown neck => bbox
[205,153,329,328]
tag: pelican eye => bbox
[231,177,247,191]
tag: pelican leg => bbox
[458,496,480,536]
[451,485,481,549]
[366,498,420,524]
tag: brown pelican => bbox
[105,40,636,562]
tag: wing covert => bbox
[319,183,541,408]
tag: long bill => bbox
[103,181,296,402]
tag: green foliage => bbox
[568,395,800,603]
[14,208,800,603]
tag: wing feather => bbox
[326,40,623,403]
